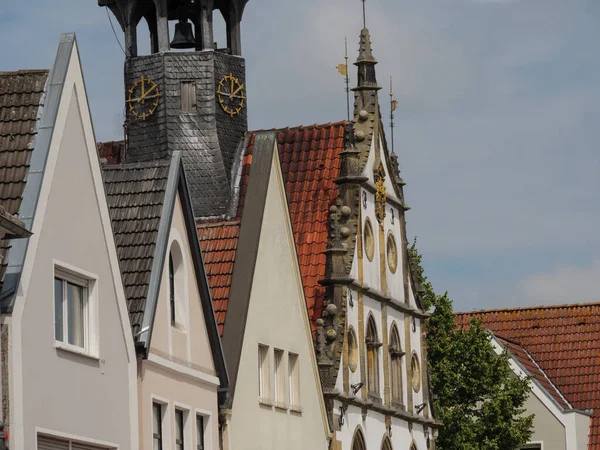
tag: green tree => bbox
[410,241,534,450]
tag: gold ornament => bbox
[127,76,160,121]
[217,73,246,117]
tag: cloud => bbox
[518,261,600,306]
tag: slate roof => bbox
[102,161,170,335]
[457,303,600,449]
[197,122,346,334]
[0,70,48,284]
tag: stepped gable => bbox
[197,121,347,334]
[0,70,48,285]
[101,160,171,335]
[457,303,600,449]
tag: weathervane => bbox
[337,38,351,121]
[390,76,398,154]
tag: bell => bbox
[170,20,196,49]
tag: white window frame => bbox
[194,408,212,450]
[53,261,99,358]
[151,395,170,450]
[258,344,271,404]
[173,402,191,450]
[288,352,301,412]
[274,348,286,408]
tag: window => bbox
[348,328,358,373]
[389,324,404,405]
[366,315,380,395]
[169,242,185,328]
[175,409,184,450]
[520,445,542,450]
[387,233,398,273]
[351,428,366,450]
[196,415,204,450]
[54,267,95,353]
[274,349,285,407]
[381,436,393,450]
[169,254,176,325]
[363,218,375,262]
[181,81,197,113]
[288,353,300,410]
[152,403,163,450]
[411,353,421,393]
[258,344,270,401]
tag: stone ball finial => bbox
[326,303,338,315]
[355,130,366,141]
[359,110,369,121]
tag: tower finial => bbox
[362,0,367,29]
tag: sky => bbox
[2,0,599,312]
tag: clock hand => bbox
[231,77,234,98]
[139,85,158,103]
[230,83,245,98]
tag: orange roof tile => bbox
[457,303,600,449]
[197,220,240,336]
[197,122,346,336]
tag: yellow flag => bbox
[391,100,398,112]
[337,64,347,76]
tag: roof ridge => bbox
[0,69,49,76]
[519,342,574,410]
[457,301,600,315]
[197,219,241,228]
[101,160,171,170]
[248,120,348,135]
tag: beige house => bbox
[100,150,228,450]
[198,133,331,450]
[0,34,138,450]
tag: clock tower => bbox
[100,0,249,218]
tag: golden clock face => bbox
[127,76,160,121]
[217,73,245,117]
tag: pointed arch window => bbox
[381,436,393,450]
[366,315,381,396]
[389,323,405,406]
[352,428,366,450]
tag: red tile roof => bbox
[495,336,572,410]
[197,220,240,336]
[457,303,600,449]
[197,122,346,335]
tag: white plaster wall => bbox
[228,150,328,450]
[523,393,566,450]
[142,194,220,450]
[360,189,380,290]
[150,193,216,375]
[383,203,404,302]
[19,91,133,449]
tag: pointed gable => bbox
[457,303,600,449]
[198,123,346,334]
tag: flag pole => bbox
[390,76,395,154]
[345,37,350,121]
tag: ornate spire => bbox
[354,28,379,90]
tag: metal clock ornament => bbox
[217,73,246,117]
[127,76,160,121]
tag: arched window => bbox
[352,428,366,450]
[366,315,380,395]
[169,241,185,328]
[389,323,404,405]
[381,435,393,450]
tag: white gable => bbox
[228,143,329,450]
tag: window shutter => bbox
[37,436,70,450]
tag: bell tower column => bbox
[155,0,171,53]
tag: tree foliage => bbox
[410,241,534,450]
